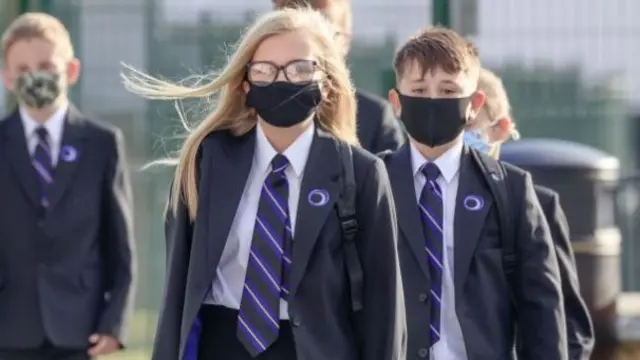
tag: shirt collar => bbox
[20,102,68,143]
[410,138,463,184]
[255,121,315,178]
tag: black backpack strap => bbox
[336,141,363,312]
[471,150,518,307]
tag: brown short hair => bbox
[393,27,479,80]
[1,12,74,61]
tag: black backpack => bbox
[335,141,364,312]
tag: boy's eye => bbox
[440,88,459,96]
[39,62,56,71]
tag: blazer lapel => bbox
[453,146,493,299]
[3,111,41,208]
[288,128,342,298]
[202,128,256,286]
[47,106,87,210]
[388,145,431,280]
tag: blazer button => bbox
[290,315,301,327]
[418,348,429,358]
[418,293,429,302]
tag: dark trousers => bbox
[0,341,89,360]
[198,305,297,360]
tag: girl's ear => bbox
[1,68,14,91]
[489,117,515,143]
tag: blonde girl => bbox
[123,7,405,360]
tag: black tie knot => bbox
[35,127,49,141]
[421,162,441,182]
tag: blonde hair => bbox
[2,12,74,61]
[122,7,358,220]
[478,68,520,140]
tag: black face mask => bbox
[397,91,473,147]
[246,82,322,128]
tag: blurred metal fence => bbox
[2,0,640,358]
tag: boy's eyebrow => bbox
[440,79,461,86]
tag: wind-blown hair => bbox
[121,7,358,219]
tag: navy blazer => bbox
[0,106,135,348]
[383,144,567,360]
[153,126,406,360]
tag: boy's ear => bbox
[388,88,401,117]
[66,58,81,86]
[1,67,14,91]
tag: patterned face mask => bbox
[14,71,64,109]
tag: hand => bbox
[88,334,120,357]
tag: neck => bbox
[259,118,312,153]
[22,98,67,124]
[412,136,461,161]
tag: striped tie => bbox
[238,154,293,357]
[32,127,54,208]
[418,162,444,345]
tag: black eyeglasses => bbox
[246,59,321,86]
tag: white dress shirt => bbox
[206,121,315,319]
[20,104,68,166]
[410,138,469,360]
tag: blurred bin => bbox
[501,139,621,359]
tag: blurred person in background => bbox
[273,0,407,153]
[464,67,595,360]
[383,27,567,359]
[123,7,404,360]
[0,13,135,360]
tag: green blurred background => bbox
[2,0,640,358]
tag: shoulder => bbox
[83,118,121,139]
[470,149,536,201]
[0,110,18,132]
[351,143,383,169]
[344,143,389,185]
[474,149,530,183]
[200,128,253,151]
[533,184,558,209]
[74,110,124,150]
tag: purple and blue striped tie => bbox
[418,162,444,346]
[237,154,293,357]
[32,127,54,208]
